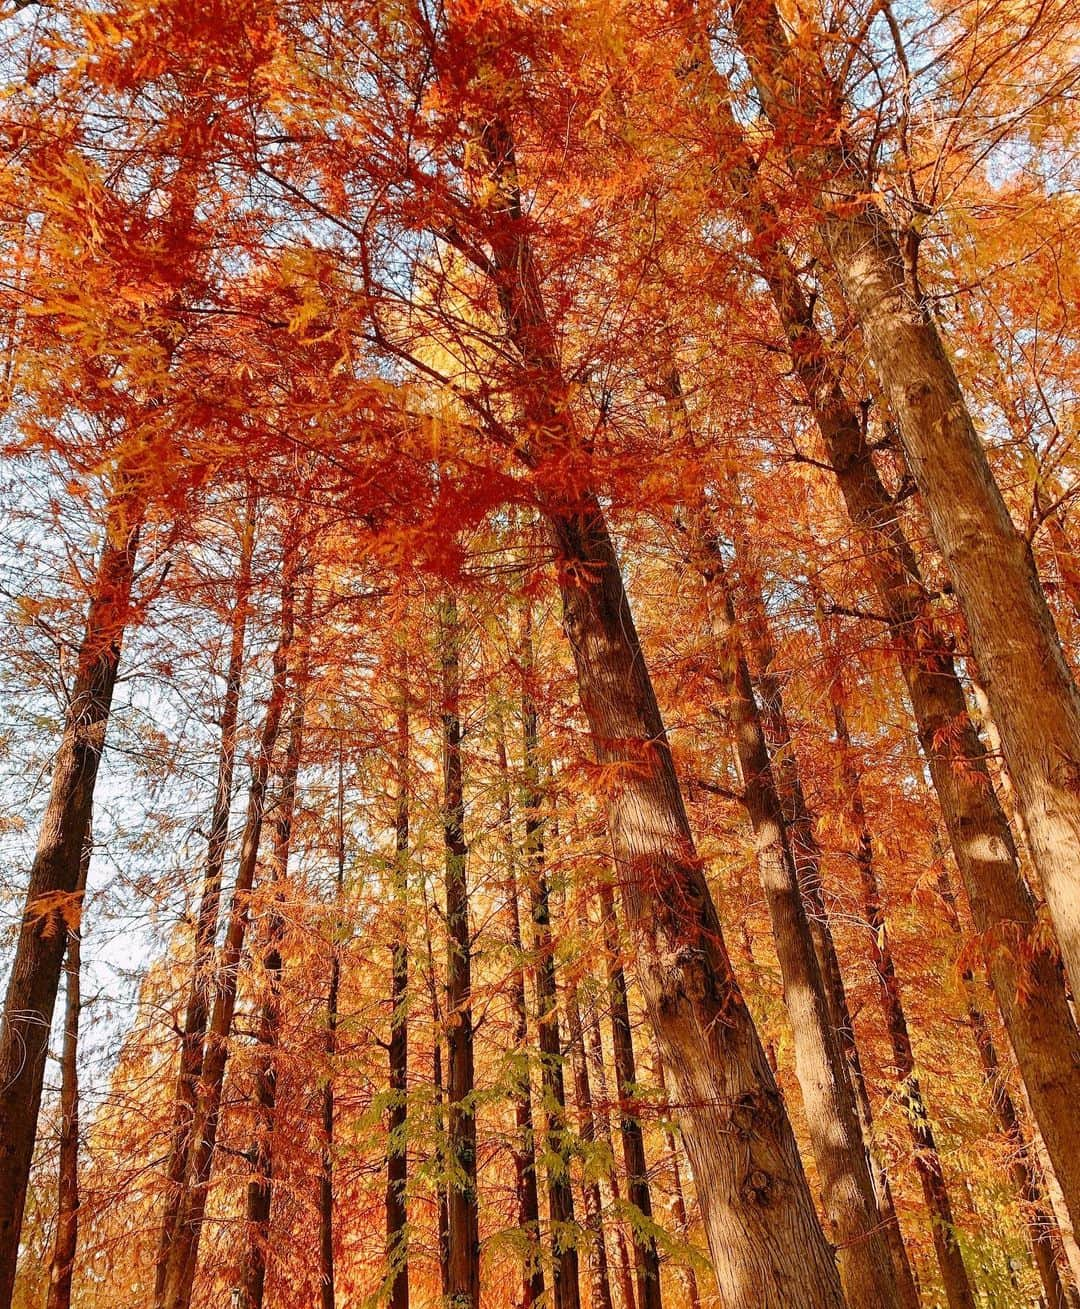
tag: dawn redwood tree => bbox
[156,490,257,1296]
[156,534,299,1309]
[386,674,411,1309]
[724,0,1080,1010]
[440,592,480,1306]
[674,47,1080,1233]
[468,110,847,1306]
[238,577,312,1309]
[495,724,546,1309]
[44,833,91,1309]
[0,467,146,1309]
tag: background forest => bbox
[0,0,1078,1306]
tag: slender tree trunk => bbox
[386,680,410,1309]
[45,833,92,1309]
[156,541,297,1309]
[649,1037,702,1309]
[476,116,846,1308]
[687,55,1080,1236]
[564,951,615,1309]
[318,743,345,1309]
[594,880,662,1309]
[584,999,637,1309]
[421,876,451,1299]
[156,488,256,1297]
[521,612,582,1309]
[496,726,546,1309]
[822,635,974,1308]
[703,552,902,1309]
[441,594,480,1307]
[936,870,1080,1309]
[238,585,311,1309]
[0,478,143,1309]
[728,0,1080,1017]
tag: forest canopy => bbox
[0,0,1078,1306]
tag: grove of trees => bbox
[0,0,1078,1304]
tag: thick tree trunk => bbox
[521,614,582,1309]
[496,727,546,1309]
[584,998,638,1309]
[0,480,143,1309]
[728,0,1080,1019]
[594,880,663,1309]
[386,683,410,1309]
[156,489,256,1297]
[823,644,975,1308]
[441,594,480,1307]
[45,835,91,1309]
[319,744,346,1309]
[702,553,902,1309]
[238,595,310,1309]
[156,544,297,1309]
[564,972,615,1309]
[476,116,846,1308]
[692,66,1080,1237]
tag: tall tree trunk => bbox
[686,54,1080,1236]
[421,875,451,1298]
[238,583,311,1309]
[386,677,410,1309]
[521,612,582,1309]
[441,594,480,1307]
[496,726,546,1309]
[318,743,345,1309]
[476,116,846,1308]
[0,477,143,1309]
[727,0,1080,1017]
[821,627,975,1308]
[156,540,297,1309]
[584,998,638,1309]
[594,879,662,1309]
[936,870,1080,1309]
[649,1036,702,1309]
[156,488,256,1297]
[701,550,902,1309]
[44,833,92,1309]
[564,972,615,1309]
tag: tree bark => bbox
[155,539,297,1309]
[0,477,143,1309]
[689,60,1080,1238]
[594,879,663,1309]
[156,488,256,1297]
[727,0,1080,1020]
[564,971,615,1309]
[649,1038,702,1309]
[44,833,91,1309]
[702,551,902,1309]
[496,726,546,1309]
[822,633,975,1309]
[318,742,346,1309]
[238,583,311,1309]
[584,997,638,1309]
[937,869,1080,1309]
[475,116,847,1309]
[386,677,410,1309]
[736,571,921,1309]
[441,594,480,1307]
[521,611,582,1309]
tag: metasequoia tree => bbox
[2,0,1079,1305]
[724,0,1080,1010]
